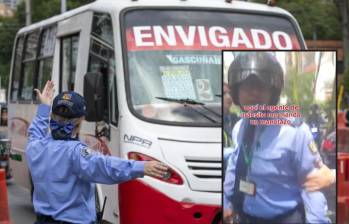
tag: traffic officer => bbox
[26,80,168,224]
[223,52,330,224]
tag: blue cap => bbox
[52,91,86,118]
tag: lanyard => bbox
[242,126,265,174]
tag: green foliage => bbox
[283,70,315,116]
[340,69,349,109]
[0,64,10,89]
[0,17,18,63]
[251,0,342,40]
[0,17,19,90]
[16,0,94,25]
[0,0,94,93]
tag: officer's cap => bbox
[52,91,86,118]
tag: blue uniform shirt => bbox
[223,118,330,223]
[26,104,145,223]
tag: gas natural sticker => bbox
[166,54,221,64]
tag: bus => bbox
[8,0,305,223]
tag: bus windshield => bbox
[123,9,303,126]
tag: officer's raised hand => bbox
[34,80,55,105]
[144,161,168,178]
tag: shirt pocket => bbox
[252,149,293,178]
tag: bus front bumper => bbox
[119,179,221,224]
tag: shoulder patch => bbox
[81,147,93,158]
[308,141,318,154]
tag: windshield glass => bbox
[123,10,303,126]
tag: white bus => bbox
[8,0,305,223]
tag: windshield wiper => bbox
[156,97,204,105]
[155,97,220,123]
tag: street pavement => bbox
[7,179,36,224]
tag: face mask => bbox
[50,119,76,140]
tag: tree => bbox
[16,0,95,25]
[0,16,20,89]
[251,0,342,40]
[0,0,95,92]
[335,0,349,72]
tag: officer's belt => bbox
[36,214,72,224]
[240,203,305,224]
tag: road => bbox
[7,179,36,224]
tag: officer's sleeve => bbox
[294,124,330,223]
[223,119,242,211]
[27,104,51,142]
[71,143,145,184]
[294,124,322,181]
[223,146,239,211]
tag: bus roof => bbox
[17,0,298,35]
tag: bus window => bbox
[61,35,79,91]
[110,75,117,125]
[37,25,57,92]
[91,12,114,46]
[10,36,24,101]
[19,31,39,101]
[88,39,116,123]
[88,13,118,125]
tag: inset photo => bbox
[222,51,336,224]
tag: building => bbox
[0,3,13,17]
[0,0,23,10]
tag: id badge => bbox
[239,179,256,196]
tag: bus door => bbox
[82,12,121,223]
[56,11,92,93]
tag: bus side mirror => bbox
[84,72,105,122]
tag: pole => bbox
[25,0,31,26]
[61,0,67,14]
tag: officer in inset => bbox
[223,52,330,224]
[26,80,168,224]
